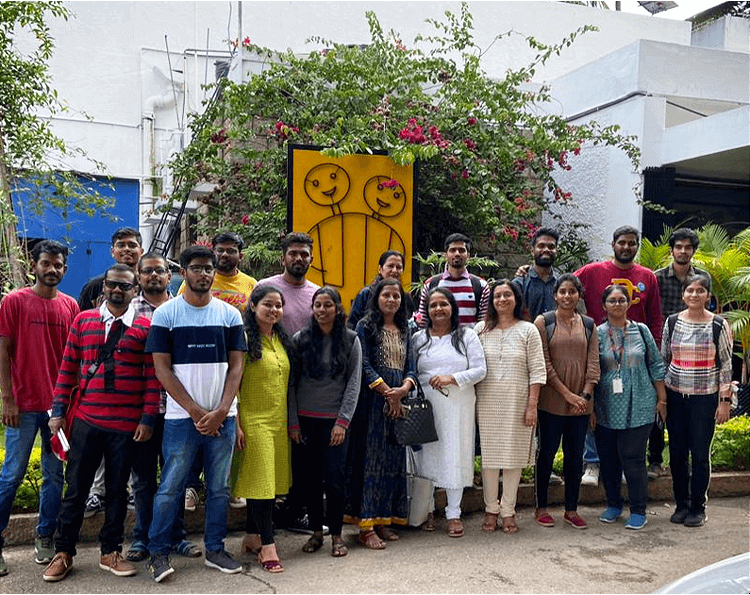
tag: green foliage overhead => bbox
[170,4,639,274]
[0,2,114,269]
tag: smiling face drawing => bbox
[304,163,351,206]
[363,176,406,218]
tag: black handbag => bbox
[392,379,438,446]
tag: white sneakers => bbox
[581,464,600,486]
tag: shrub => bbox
[712,416,750,471]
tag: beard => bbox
[534,253,555,267]
[614,251,635,264]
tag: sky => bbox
[614,0,728,20]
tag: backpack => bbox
[427,274,484,315]
[541,311,595,346]
[666,313,724,368]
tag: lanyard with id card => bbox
[608,324,625,394]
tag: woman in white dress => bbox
[476,279,546,534]
[412,288,487,537]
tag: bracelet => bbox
[658,402,667,405]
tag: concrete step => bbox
[3,471,747,546]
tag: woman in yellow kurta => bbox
[232,285,291,573]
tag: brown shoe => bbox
[43,552,73,582]
[99,551,137,576]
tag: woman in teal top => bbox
[594,284,666,531]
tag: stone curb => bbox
[3,471,748,547]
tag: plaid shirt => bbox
[661,316,733,395]
[655,263,707,320]
[131,293,171,412]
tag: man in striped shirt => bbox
[44,264,160,582]
[416,233,489,327]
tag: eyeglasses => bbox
[605,298,629,305]
[436,386,449,397]
[140,267,168,276]
[186,265,215,275]
[104,280,135,291]
[214,247,239,255]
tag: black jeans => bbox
[55,419,136,556]
[298,416,350,536]
[246,499,275,545]
[666,389,718,514]
[130,414,187,546]
[535,410,587,511]
[594,423,651,515]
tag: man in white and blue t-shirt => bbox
[144,246,247,583]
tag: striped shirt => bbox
[661,316,733,395]
[52,310,161,434]
[654,263,708,320]
[417,269,489,327]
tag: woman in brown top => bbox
[533,274,600,529]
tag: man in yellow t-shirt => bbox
[178,232,257,314]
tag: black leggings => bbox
[246,499,275,545]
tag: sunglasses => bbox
[104,279,135,291]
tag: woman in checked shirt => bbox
[661,274,734,528]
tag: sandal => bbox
[447,518,464,538]
[174,540,202,558]
[241,533,262,555]
[258,544,284,573]
[374,525,399,541]
[421,512,436,532]
[331,536,348,557]
[482,512,499,533]
[302,534,324,553]
[502,515,519,534]
[358,530,386,550]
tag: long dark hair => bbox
[417,287,467,358]
[297,286,352,379]
[483,279,524,332]
[371,250,405,284]
[361,278,410,338]
[244,284,292,362]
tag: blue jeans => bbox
[583,429,600,466]
[148,417,235,556]
[0,412,63,549]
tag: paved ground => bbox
[2,497,748,594]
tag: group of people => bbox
[0,224,735,584]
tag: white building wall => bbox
[16,1,742,250]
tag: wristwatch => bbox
[719,397,732,403]
[581,392,592,401]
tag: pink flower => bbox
[381,178,399,189]
[242,37,252,48]
[461,169,469,180]
[464,138,476,151]
[467,117,477,125]
[241,214,249,225]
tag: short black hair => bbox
[138,252,168,271]
[612,225,640,244]
[179,245,217,269]
[553,272,583,298]
[682,273,711,293]
[30,240,69,265]
[531,227,560,247]
[212,232,244,251]
[105,263,137,284]
[601,284,631,306]
[281,232,313,254]
[111,227,142,246]
[444,233,471,252]
[669,228,699,250]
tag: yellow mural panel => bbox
[289,146,414,311]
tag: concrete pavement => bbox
[2,496,748,594]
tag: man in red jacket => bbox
[43,264,160,582]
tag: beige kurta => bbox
[475,320,546,468]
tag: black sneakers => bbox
[149,554,174,583]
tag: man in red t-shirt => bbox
[575,226,663,487]
[0,240,79,575]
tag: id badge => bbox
[612,377,624,394]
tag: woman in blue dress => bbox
[345,278,416,550]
